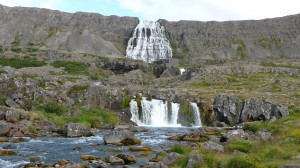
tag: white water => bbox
[180,68,186,75]
[126,20,173,63]
[190,102,202,127]
[130,97,181,127]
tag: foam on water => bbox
[0,159,29,168]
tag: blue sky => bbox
[0,0,299,21]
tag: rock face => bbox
[159,15,300,61]
[103,130,141,145]
[0,4,138,57]
[64,123,92,137]
[213,95,289,124]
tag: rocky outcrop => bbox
[0,4,139,57]
[64,123,92,137]
[159,14,300,61]
[213,95,289,124]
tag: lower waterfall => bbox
[130,97,202,127]
[190,102,202,127]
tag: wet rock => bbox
[200,141,224,152]
[162,152,181,166]
[29,157,41,163]
[64,123,92,137]
[130,126,149,132]
[115,124,131,130]
[186,153,204,168]
[103,130,141,145]
[129,146,152,152]
[0,137,9,143]
[106,156,125,165]
[5,109,20,123]
[54,159,82,168]
[256,131,273,141]
[89,160,110,168]
[11,137,28,143]
[2,144,17,149]
[0,150,16,155]
[73,147,82,151]
[0,121,10,136]
[116,153,137,164]
[80,155,100,161]
[140,162,168,168]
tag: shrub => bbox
[120,96,131,109]
[226,156,256,168]
[28,125,37,133]
[260,147,291,161]
[226,139,252,153]
[51,61,88,75]
[170,145,192,155]
[41,102,66,115]
[0,58,46,69]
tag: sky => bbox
[0,0,299,21]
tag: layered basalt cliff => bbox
[0,5,300,62]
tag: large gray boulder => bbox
[186,153,204,168]
[213,95,238,125]
[161,152,181,166]
[222,129,249,142]
[5,109,20,123]
[103,130,141,145]
[64,123,92,137]
[0,120,10,136]
[200,141,224,152]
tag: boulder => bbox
[140,162,168,168]
[200,141,224,152]
[5,98,20,108]
[116,153,137,164]
[64,123,92,137]
[80,155,100,161]
[0,150,17,156]
[130,126,148,132]
[256,131,273,141]
[5,109,20,123]
[103,130,141,145]
[0,137,9,143]
[213,95,239,125]
[0,109,5,120]
[222,129,249,142]
[0,120,10,136]
[106,156,125,165]
[162,152,181,166]
[114,124,131,130]
[128,146,152,152]
[186,153,204,168]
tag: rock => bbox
[103,130,141,145]
[11,137,28,143]
[186,153,204,168]
[0,109,5,120]
[73,147,82,151]
[116,153,137,164]
[106,156,125,165]
[130,126,149,132]
[80,155,100,161]
[5,98,20,108]
[200,141,224,152]
[233,150,246,155]
[161,152,181,166]
[213,95,238,125]
[256,131,273,141]
[0,121,10,136]
[140,162,168,168]
[89,160,110,168]
[0,137,9,143]
[64,123,92,137]
[2,144,17,149]
[29,157,41,163]
[129,146,152,152]
[5,109,20,123]
[280,164,300,168]
[222,129,249,142]
[0,150,16,155]
[92,121,114,129]
[54,160,81,168]
[37,121,59,132]
[114,124,131,130]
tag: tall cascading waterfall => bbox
[130,97,181,127]
[190,103,202,127]
[126,20,173,63]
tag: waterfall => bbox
[180,68,186,75]
[126,20,173,63]
[130,97,181,127]
[190,103,202,127]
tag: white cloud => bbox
[0,0,62,10]
[117,0,300,21]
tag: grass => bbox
[170,145,192,155]
[37,108,118,127]
[40,102,67,115]
[0,58,46,69]
[51,61,88,75]
[68,85,88,95]
[226,139,253,153]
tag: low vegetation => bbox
[0,58,46,69]
[50,61,88,75]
